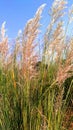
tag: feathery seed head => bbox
[0,21,6,41]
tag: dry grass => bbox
[0,0,73,130]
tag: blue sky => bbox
[0,0,73,39]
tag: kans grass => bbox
[0,0,73,130]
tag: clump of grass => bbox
[0,0,73,130]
